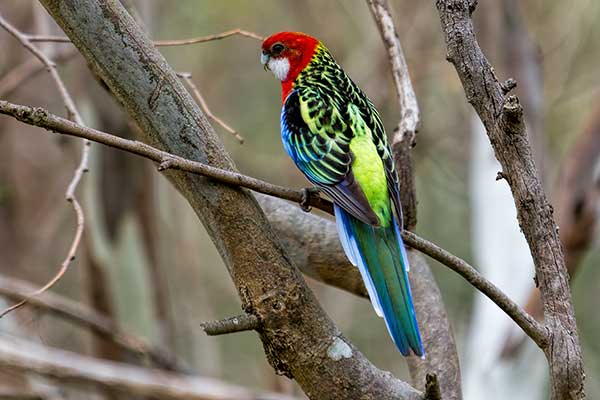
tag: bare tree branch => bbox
[367,0,419,229]
[0,13,90,318]
[0,274,183,372]
[0,335,297,400]
[402,230,547,346]
[434,1,585,398]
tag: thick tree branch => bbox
[0,275,182,371]
[0,99,545,349]
[35,1,421,398]
[434,1,585,398]
[0,336,297,400]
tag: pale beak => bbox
[261,51,270,71]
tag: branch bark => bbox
[434,1,585,398]
[0,335,297,400]
[35,1,421,398]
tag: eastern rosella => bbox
[261,32,424,357]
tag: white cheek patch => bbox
[268,57,290,81]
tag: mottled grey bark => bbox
[37,1,421,398]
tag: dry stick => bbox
[402,231,547,347]
[367,0,419,229]
[200,314,259,336]
[0,275,183,372]
[177,72,244,143]
[0,14,91,318]
[0,99,546,348]
[25,28,264,45]
[435,1,584,398]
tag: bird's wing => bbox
[281,88,380,225]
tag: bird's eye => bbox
[271,43,285,54]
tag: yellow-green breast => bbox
[348,119,391,227]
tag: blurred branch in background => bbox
[178,72,244,143]
[0,274,183,371]
[0,46,77,98]
[0,335,298,400]
[0,13,90,317]
[435,0,585,398]
[366,1,460,398]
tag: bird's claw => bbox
[300,187,320,212]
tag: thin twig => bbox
[200,314,260,336]
[177,72,244,143]
[0,14,90,317]
[402,230,548,347]
[0,99,547,347]
[154,28,264,46]
[0,275,183,372]
[367,0,419,143]
[24,28,264,46]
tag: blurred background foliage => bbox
[0,0,599,398]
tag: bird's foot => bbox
[300,187,320,212]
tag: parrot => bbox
[261,31,424,357]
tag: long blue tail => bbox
[335,205,424,357]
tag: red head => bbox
[261,32,320,102]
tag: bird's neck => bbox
[280,43,321,104]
